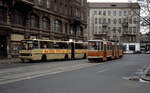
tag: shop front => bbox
[10,34,24,57]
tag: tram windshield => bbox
[88,41,99,50]
[21,40,38,50]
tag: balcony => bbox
[102,23,108,27]
[122,22,128,27]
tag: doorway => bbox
[0,36,7,58]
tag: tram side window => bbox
[40,41,48,49]
[75,43,84,49]
[54,42,68,49]
[47,42,54,48]
[88,42,98,50]
[107,44,109,50]
[33,41,38,48]
[110,45,112,50]
[101,42,103,50]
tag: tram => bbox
[88,40,123,62]
[19,39,87,62]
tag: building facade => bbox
[0,0,88,58]
[88,2,141,53]
[140,33,150,52]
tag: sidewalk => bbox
[0,58,21,64]
[141,65,150,82]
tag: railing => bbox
[102,23,108,27]
[122,22,128,27]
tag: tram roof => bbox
[88,40,105,42]
[22,39,87,43]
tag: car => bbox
[146,51,150,54]
[133,51,141,54]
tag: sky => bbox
[87,0,137,2]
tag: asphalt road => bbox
[0,54,150,93]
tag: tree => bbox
[129,0,150,33]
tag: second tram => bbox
[88,40,123,62]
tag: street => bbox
[0,54,150,93]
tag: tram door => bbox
[112,45,115,59]
[0,36,7,58]
[71,42,75,59]
[104,44,107,61]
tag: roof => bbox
[88,2,140,9]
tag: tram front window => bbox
[88,42,99,50]
[21,40,38,50]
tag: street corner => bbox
[141,65,150,82]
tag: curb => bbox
[0,58,21,64]
[141,65,150,81]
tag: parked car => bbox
[146,51,150,54]
[133,51,141,54]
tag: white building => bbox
[88,2,141,53]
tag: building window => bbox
[95,18,97,24]
[129,18,132,24]
[54,19,62,32]
[93,11,97,15]
[30,14,39,28]
[12,10,25,26]
[119,11,122,16]
[38,0,43,6]
[99,11,101,15]
[103,11,106,16]
[113,19,117,24]
[123,18,127,23]
[99,18,101,24]
[133,27,136,33]
[42,17,50,31]
[133,18,137,24]
[80,27,84,36]
[0,7,7,23]
[119,18,122,24]
[108,27,111,31]
[108,11,111,16]
[129,45,135,51]
[113,27,116,33]
[108,18,111,24]
[124,11,127,16]
[103,18,106,23]
[95,26,98,34]
[47,0,50,8]
[118,27,121,33]
[128,10,131,15]
[65,23,68,33]
[113,11,116,16]
[129,27,132,33]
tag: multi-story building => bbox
[88,2,141,53]
[140,32,150,52]
[0,0,87,58]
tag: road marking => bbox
[97,69,109,73]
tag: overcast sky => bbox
[87,0,137,2]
